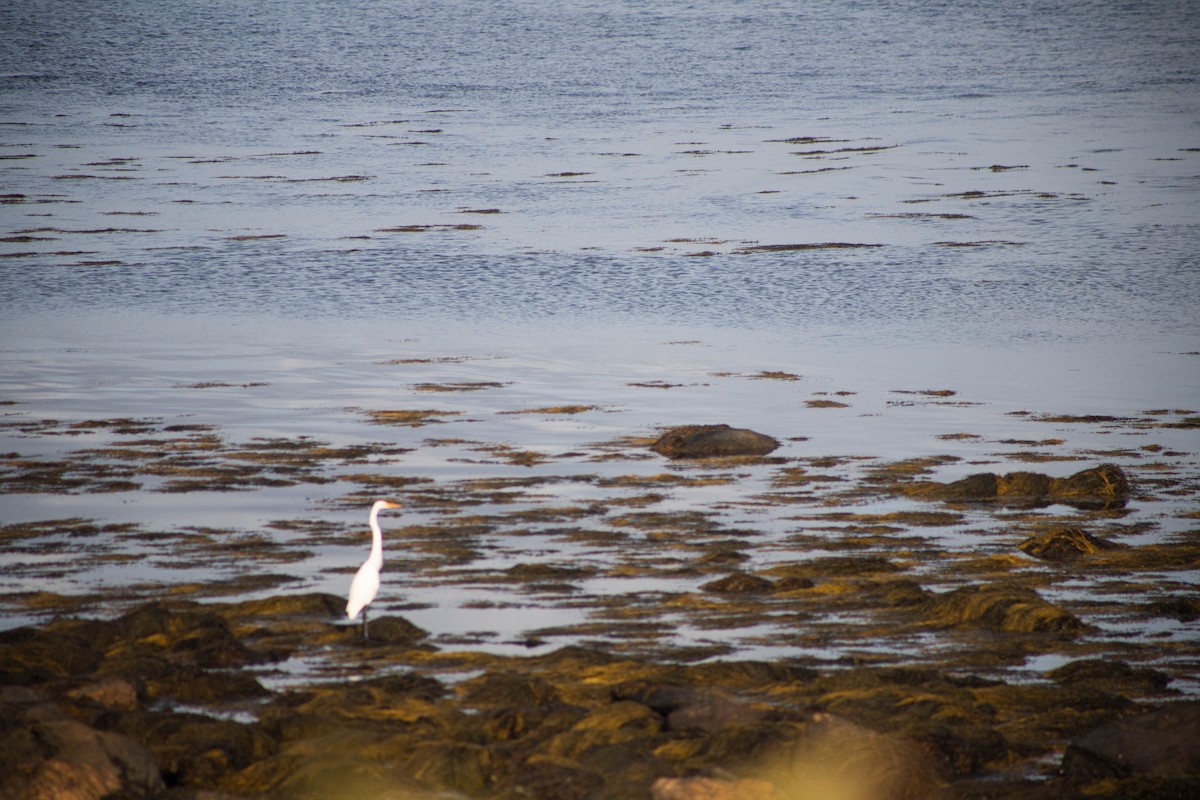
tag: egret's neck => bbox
[368,507,384,564]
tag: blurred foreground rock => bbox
[0,686,164,800]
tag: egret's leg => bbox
[362,607,369,640]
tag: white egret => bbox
[346,499,401,639]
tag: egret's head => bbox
[373,499,402,511]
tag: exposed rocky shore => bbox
[2,591,1198,799]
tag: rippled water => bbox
[2,1,1199,677]
[3,0,1199,337]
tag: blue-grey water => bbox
[1,1,1199,686]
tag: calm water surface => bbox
[1,0,1198,679]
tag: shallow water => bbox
[2,0,1199,685]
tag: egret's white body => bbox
[346,499,401,638]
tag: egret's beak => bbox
[383,500,402,509]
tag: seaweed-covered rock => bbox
[1052,463,1131,506]
[0,602,266,702]
[651,425,780,459]
[356,614,428,645]
[1048,659,1172,695]
[223,591,345,619]
[903,463,1130,509]
[1018,526,1123,561]
[700,573,775,594]
[922,584,1085,633]
[460,670,563,707]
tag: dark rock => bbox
[1018,526,1123,561]
[700,572,775,594]
[651,424,780,459]
[923,583,1085,633]
[1062,701,1200,784]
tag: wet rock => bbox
[0,686,164,800]
[1018,525,1123,561]
[651,424,780,459]
[700,572,775,594]
[922,583,1085,633]
[1062,700,1200,785]
[903,463,1131,508]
